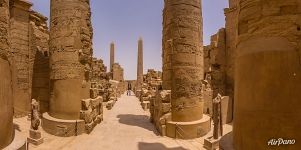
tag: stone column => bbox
[234,0,301,149]
[43,0,93,136]
[163,0,210,139]
[136,37,143,92]
[110,42,115,72]
[0,0,14,148]
[10,0,33,117]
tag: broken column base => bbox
[204,136,220,150]
[27,129,44,146]
[141,101,150,110]
[166,114,210,139]
[3,130,26,150]
[42,112,85,137]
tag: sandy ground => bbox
[14,93,232,150]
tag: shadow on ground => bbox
[117,114,159,135]
[14,123,21,132]
[138,142,188,150]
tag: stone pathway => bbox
[14,93,232,150]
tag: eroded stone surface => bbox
[48,0,93,120]
[233,0,301,149]
[0,0,14,148]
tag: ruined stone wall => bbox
[204,28,226,97]
[150,90,171,136]
[112,63,124,82]
[112,63,125,95]
[91,57,106,82]
[29,11,50,114]
[49,0,93,119]
[224,0,238,103]
[0,0,14,148]
[10,0,32,117]
[234,0,301,149]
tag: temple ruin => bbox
[0,0,300,149]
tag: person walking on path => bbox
[127,83,132,96]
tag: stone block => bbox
[221,96,232,124]
[141,101,150,110]
[28,129,44,146]
[161,103,171,114]
[90,88,98,99]
[204,136,220,150]
[81,99,91,111]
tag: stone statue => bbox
[213,94,222,139]
[31,99,40,130]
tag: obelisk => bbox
[136,37,143,95]
[0,0,14,148]
[163,0,210,139]
[110,42,115,72]
[233,0,301,149]
[43,0,93,136]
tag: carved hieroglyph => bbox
[234,0,301,149]
[49,0,93,119]
[0,0,14,148]
[163,0,204,122]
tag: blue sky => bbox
[29,0,228,80]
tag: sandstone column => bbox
[234,0,301,149]
[110,42,115,72]
[43,0,93,136]
[163,0,210,139]
[0,0,14,148]
[10,0,33,117]
[136,37,143,92]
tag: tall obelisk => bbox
[136,37,143,95]
[163,0,210,139]
[110,42,115,72]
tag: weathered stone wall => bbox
[49,0,93,120]
[150,90,171,136]
[112,63,124,82]
[234,0,301,149]
[10,0,32,117]
[224,0,238,104]
[29,11,50,114]
[0,0,14,148]
[204,28,226,97]
[91,57,106,82]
